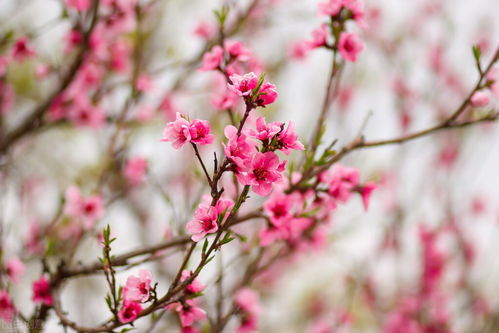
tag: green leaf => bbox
[232,231,247,242]
[251,73,266,99]
[218,231,235,245]
[202,239,209,255]
[472,45,483,74]
[213,5,230,26]
[472,45,481,63]
[205,255,216,265]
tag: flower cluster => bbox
[228,72,278,108]
[161,113,214,149]
[167,299,207,331]
[256,164,376,248]
[199,40,264,111]
[118,269,152,323]
[295,0,366,62]
[224,117,304,196]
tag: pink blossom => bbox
[118,301,142,323]
[73,62,104,89]
[182,327,201,333]
[223,125,257,170]
[276,121,305,154]
[259,227,286,246]
[189,119,215,145]
[110,40,131,72]
[5,258,25,284]
[318,0,365,27]
[123,269,152,303]
[359,182,376,210]
[167,300,207,327]
[32,276,53,306]
[161,113,191,149]
[66,0,91,11]
[470,91,489,107]
[343,0,366,27]
[228,72,259,97]
[11,37,36,62]
[238,152,286,196]
[235,288,261,333]
[255,82,278,107]
[64,30,83,53]
[290,41,310,60]
[212,89,239,110]
[247,117,282,142]
[124,157,148,186]
[264,192,296,226]
[135,74,154,92]
[199,46,224,71]
[0,291,15,323]
[187,199,234,242]
[307,24,329,49]
[321,164,360,202]
[338,32,364,62]
[318,0,343,16]
[161,113,214,149]
[193,21,216,39]
[419,226,445,296]
[35,63,50,79]
[159,93,178,120]
[67,99,105,128]
[181,270,206,294]
[225,41,252,62]
[186,205,218,242]
[64,186,104,229]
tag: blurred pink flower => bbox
[338,32,364,62]
[470,91,489,107]
[118,301,142,323]
[5,258,25,284]
[11,37,36,62]
[66,0,91,11]
[167,299,206,328]
[0,291,15,323]
[64,186,104,229]
[124,157,148,186]
[32,276,53,306]
[199,46,224,71]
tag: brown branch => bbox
[62,236,191,277]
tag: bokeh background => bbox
[1,0,498,331]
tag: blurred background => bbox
[0,0,498,331]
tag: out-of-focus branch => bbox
[292,47,499,190]
[0,0,101,155]
[62,236,191,277]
